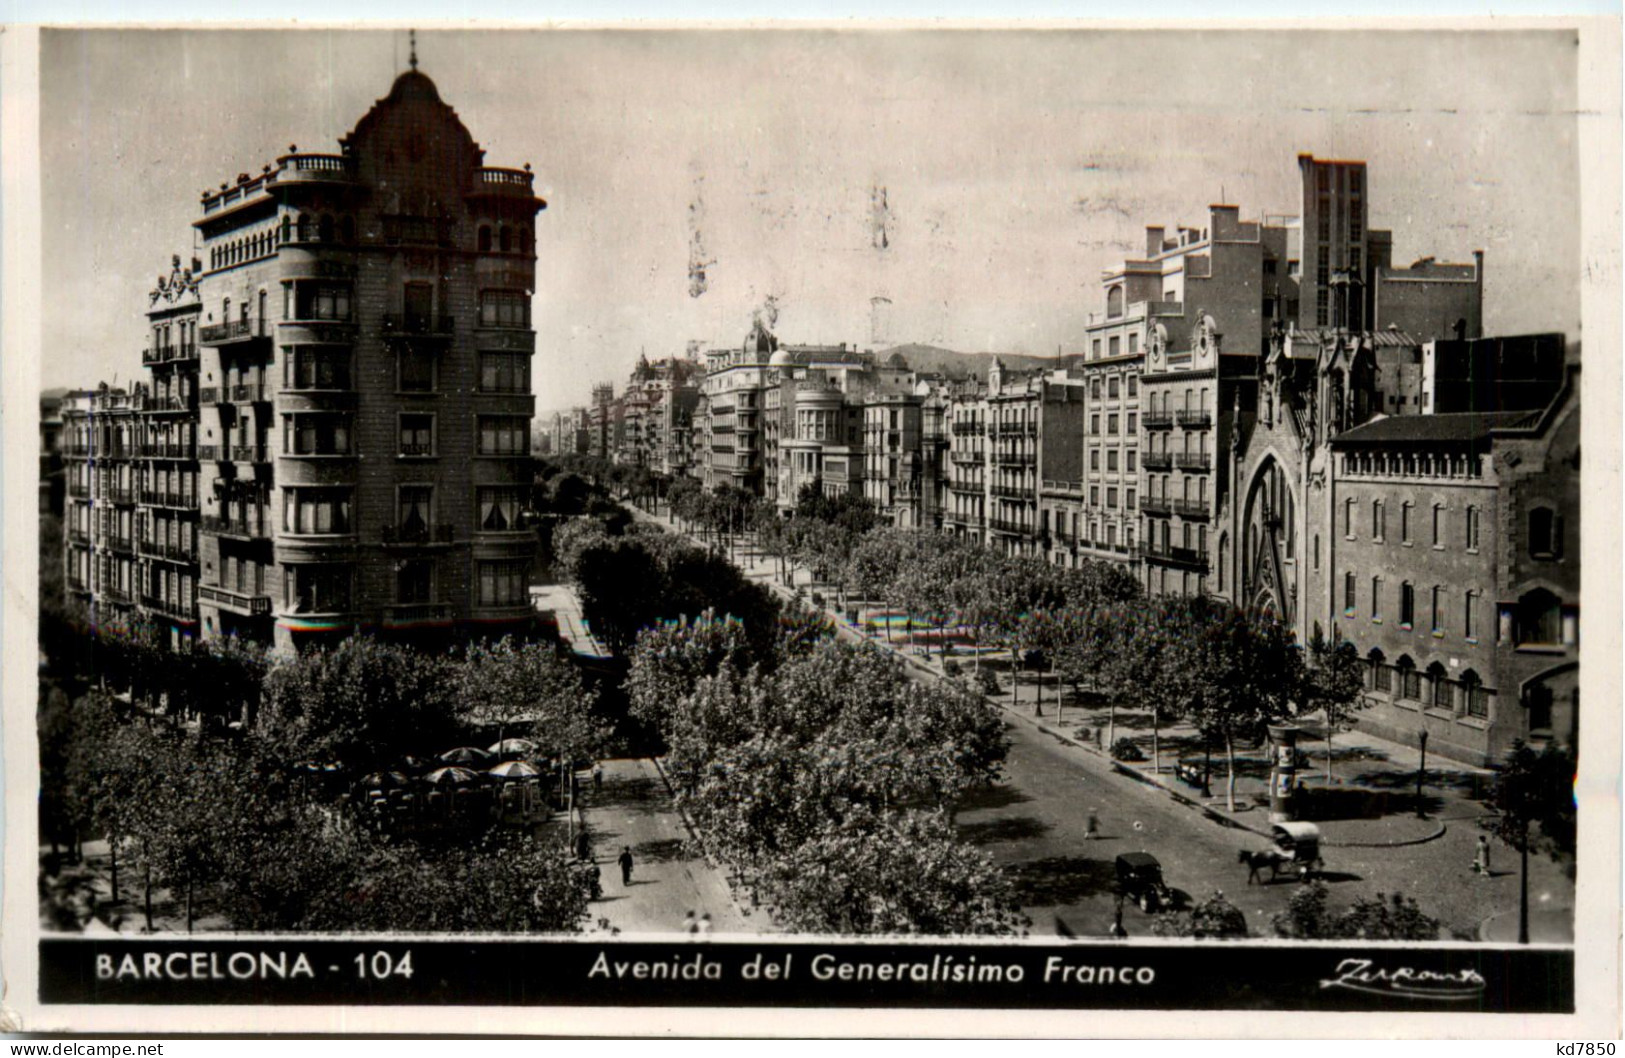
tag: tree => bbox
[756,809,1028,936]
[625,611,754,738]
[1149,891,1250,939]
[459,637,606,763]
[1489,739,1577,944]
[1175,602,1303,811]
[1330,891,1442,941]
[1300,626,1369,782]
[259,637,460,770]
[1097,598,1190,772]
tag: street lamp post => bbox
[1415,728,1429,818]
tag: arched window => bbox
[319,214,335,243]
[1424,662,1449,710]
[1460,669,1487,718]
[1515,588,1563,646]
[1217,533,1228,591]
[1107,286,1124,318]
[1368,648,1390,693]
[1396,655,1419,700]
[499,225,512,253]
[478,225,492,253]
[519,227,532,255]
[280,215,292,242]
[1528,506,1563,559]
[297,214,312,241]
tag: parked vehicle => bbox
[1239,821,1324,884]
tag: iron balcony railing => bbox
[1142,451,1174,470]
[1176,410,1213,428]
[1142,411,1176,428]
[1141,496,1172,516]
[381,314,455,337]
[201,513,270,540]
[1139,542,1209,569]
[200,317,268,345]
[199,584,272,616]
[1174,453,1212,471]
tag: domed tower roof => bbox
[385,68,443,105]
[768,349,794,369]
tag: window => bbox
[1400,582,1415,628]
[479,290,530,328]
[397,486,433,536]
[1107,450,1119,472]
[1371,575,1383,620]
[1091,379,1102,399]
[1465,505,1481,552]
[1428,664,1451,711]
[398,347,436,392]
[285,347,351,390]
[284,414,352,456]
[1372,499,1385,541]
[397,559,435,605]
[1106,487,1118,509]
[1397,656,1420,700]
[1089,486,1099,506]
[1431,585,1444,635]
[1126,488,1136,509]
[1313,534,1321,572]
[478,416,529,456]
[1431,503,1444,548]
[1528,506,1562,559]
[403,283,435,332]
[1109,336,1120,357]
[479,352,530,394]
[1343,497,1355,538]
[478,225,492,253]
[1127,376,1138,397]
[1128,334,1139,355]
[1343,571,1356,613]
[1369,649,1391,693]
[1461,671,1488,719]
[399,414,435,456]
[1090,450,1100,471]
[1090,415,1099,435]
[1399,501,1411,544]
[288,565,352,614]
[477,560,528,606]
[1464,590,1479,640]
[1514,588,1563,646]
[1091,340,1101,359]
[282,487,352,534]
[291,282,352,321]
[1108,414,1119,435]
[1126,450,1137,472]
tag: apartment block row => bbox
[61,64,543,653]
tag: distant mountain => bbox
[878,343,1072,379]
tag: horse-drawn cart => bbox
[1239,821,1324,884]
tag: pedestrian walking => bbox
[592,763,604,794]
[682,910,698,936]
[618,845,635,886]
[698,913,713,939]
[574,828,590,862]
[1085,809,1100,840]
[1473,834,1491,876]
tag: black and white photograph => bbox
[4,17,1618,1037]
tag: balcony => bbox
[949,450,983,465]
[201,386,225,405]
[67,482,90,499]
[199,583,272,616]
[231,444,270,464]
[472,166,536,197]
[108,486,137,504]
[381,523,455,547]
[141,594,197,622]
[200,317,269,346]
[994,451,1036,466]
[990,484,1032,500]
[381,314,455,337]
[1175,453,1212,471]
[1142,451,1174,471]
[383,602,454,626]
[232,383,270,403]
[202,514,270,541]
[139,490,191,508]
[989,517,1030,534]
[1143,412,1175,429]
[1176,410,1213,428]
[1141,496,1172,516]
[1140,543,1209,570]
[143,442,195,460]
[996,422,1038,437]
[142,394,193,416]
[100,584,134,605]
[398,443,436,458]
[951,422,983,436]
[1171,499,1211,520]
[106,535,135,555]
[141,537,196,562]
[198,444,220,461]
[67,528,91,545]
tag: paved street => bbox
[579,758,763,937]
[617,506,1575,941]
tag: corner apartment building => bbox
[62,63,551,653]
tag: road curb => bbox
[647,756,760,925]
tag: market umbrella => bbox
[487,760,542,781]
[438,746,493,767]
[358,770,410,790]
[423,766,482,786]
[488,738,538,757]
[396,754,433,774]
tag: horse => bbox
[1238,847,1289,885]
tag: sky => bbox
[40,27,1580,412]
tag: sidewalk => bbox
[578,757,765,937]
[530,582,610,658]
